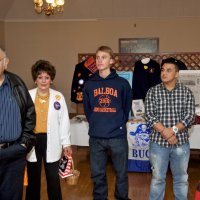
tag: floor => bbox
[23,147,200,200]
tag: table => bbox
[189,125,200,149]
[70,117,89,146]
[70,117,200,149]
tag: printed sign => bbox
[127,122,151,172]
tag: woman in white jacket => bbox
[26,60,72,200]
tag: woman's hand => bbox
[63,146,73,158]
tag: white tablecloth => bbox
[70,118,200,149]
[70,118,89,146]
[189,125,200,149]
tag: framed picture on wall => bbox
[119,37,159,53]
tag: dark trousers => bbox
[0,143,27,200]
[89,137,129,200]
[26,134,62,200]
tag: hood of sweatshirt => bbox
[89,69,118,82]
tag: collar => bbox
[161,81,180,91]
[0,74,9,87]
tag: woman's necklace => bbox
[37,91,49,104]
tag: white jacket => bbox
[27,88,71,163]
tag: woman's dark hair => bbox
[31,60,56,81]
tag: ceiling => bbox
[1,0,200,21]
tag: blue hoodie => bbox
[83,69,132,139]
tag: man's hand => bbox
[167,134,178,144]
[161,128,178,144]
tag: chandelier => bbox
[33,0,65,16]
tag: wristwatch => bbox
[172,126,178,135]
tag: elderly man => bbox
[0,48,36,200]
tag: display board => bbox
[79,52,200,71]
[76,52,200,114]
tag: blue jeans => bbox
[0,143,27,200]
[149,142,190,200]
[89,137,129,200]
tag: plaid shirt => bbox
[145,82,195,147]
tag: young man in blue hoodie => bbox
[83,46,132,200]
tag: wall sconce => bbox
[33,0,65,16]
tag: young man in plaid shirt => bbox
[145,57,195,200]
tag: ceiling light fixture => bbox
[33,0,65,16]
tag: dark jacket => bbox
[83,69,132,139]
[5,71,36,151]
[71,56,97,103]
[71,61,93,103]
[132,59,161,101]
